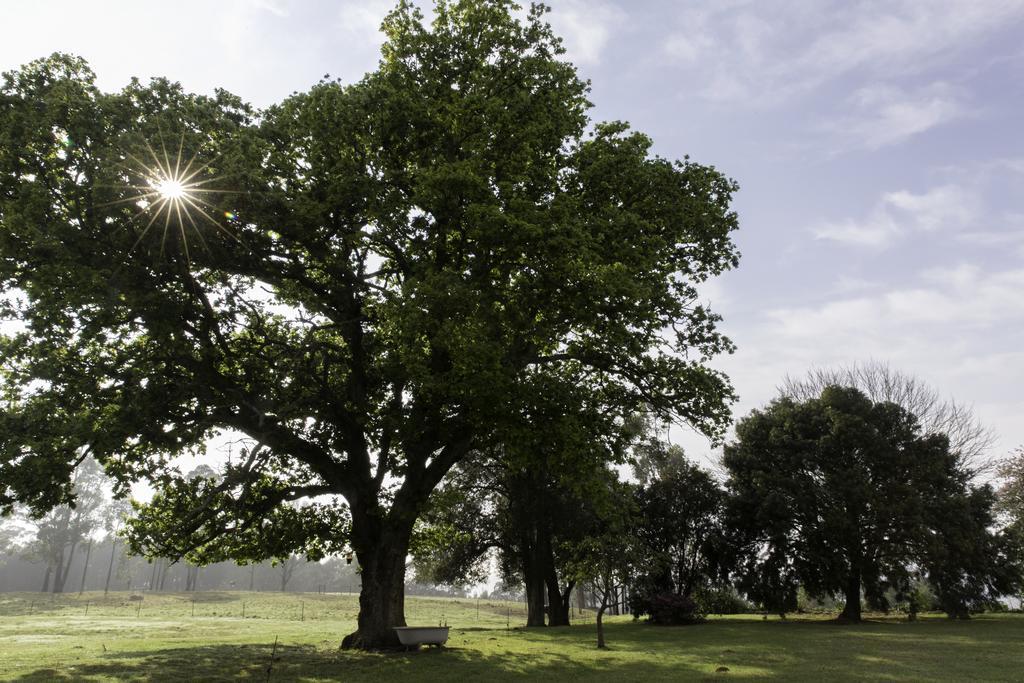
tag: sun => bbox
[155,177,187,200]
[99,134,240,261]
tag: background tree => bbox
[627,437,730,619]
[0,0,738,648]
[781,362,995,474]
[724,386,967,622]
[997,447,1024,530]
[14,457,108,593]
[562,480,638,649]
[413,387,631,627]
[922,483,1024,618]
[102,498,131,596]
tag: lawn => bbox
[1,591,1022,681]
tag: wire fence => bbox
[0,591,601,628]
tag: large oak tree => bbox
[0,0,739,648]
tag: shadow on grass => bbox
[10,616,1023,681]
[11,641,724,682]
[543,616,1022,681]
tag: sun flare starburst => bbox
[100,134,240,261]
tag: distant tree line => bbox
[0,463,447,597]
[0,516,469,598]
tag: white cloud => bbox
[812,215,897,247]
[883,185,977,231]
[691,264,1024,460]
[813,184,978,247]
[253,0,289,18]
[337,0,392,36]
[768,267,1024,339]
[957,226,1024,256]
[547,0,627,66]
[672,263,1024,461]
[661,0,1024,106]
[824,82,969,150]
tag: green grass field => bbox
[1,591,1022,681]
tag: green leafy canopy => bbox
[0,1,739,574]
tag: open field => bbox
[1,591,1022,681]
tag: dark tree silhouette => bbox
[725,386,994,622]
[0,1,738,648]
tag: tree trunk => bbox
[103,538,117,596]
[520,532,548,627]
[51,549,64,594]
[546,577,574,626]
[61,541,78,593]
[41,564,52,593]
[341,515,414,650]
[524,571,546,626]
[560,582,575,624]
[596,590,609,649]
[158,559,166,590]
[543,575,566,626]
[839,566,862,622]
[78,541,93,595]
[52,541,76,594]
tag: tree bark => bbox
[340,513,414,649]
[41,564,52,593]
[596,587,609,649]
[539,517,572,626]
[520,529,548,627]
[839,566,862,622]
[524,574,546,626]
[546,575,574,626]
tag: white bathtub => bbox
[393,626,450,647]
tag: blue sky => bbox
[3,0,1023,466]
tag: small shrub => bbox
[694,587,753,615]
[795,587,837,614]
[648,592,706,625]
